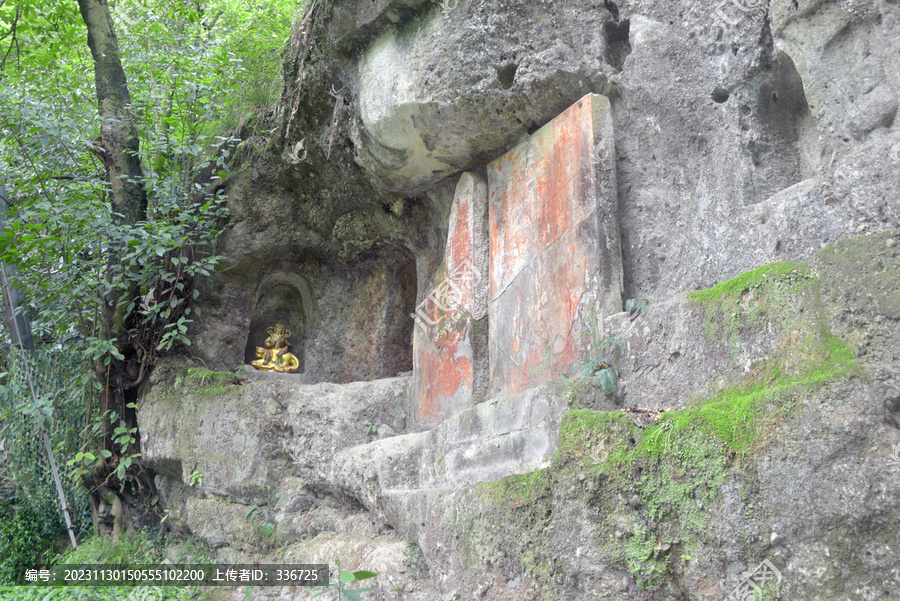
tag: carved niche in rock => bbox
[244,273,313,371]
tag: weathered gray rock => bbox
[140,360,412,533]
[140,0,900,598]
[351,1,620,193]
[144,230,900,600]
[189,0,898,388]
[329,380,588,502]
[329,0,900,299]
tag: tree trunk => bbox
[76,0,149,536]
[77,0,146,414]
[76,0,146,227]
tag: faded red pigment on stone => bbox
[413,172,488,427]
[487,93,623,397]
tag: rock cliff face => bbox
[141,0,900,599]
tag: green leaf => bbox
[351,571,377,581]
[597,367,618,395]
[339,570,356,584]
[345,589,373,601]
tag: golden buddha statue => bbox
[251,323,300,373]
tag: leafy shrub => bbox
[0,503,56,586]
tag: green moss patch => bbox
[686,261,810,304]
[558,410,728,529]
[175,366,242,397]
[622,521,673,589]
[557,409,634,458]
[682,257,857,452]
[675,331,855,452]
[688,261,820,360]
[478,468,551,510]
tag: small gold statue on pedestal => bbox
[251,323,300,373]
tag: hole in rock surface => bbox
[712,87,730,103]
[496,63,518,90]
[604,18,631,73]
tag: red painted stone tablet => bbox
[487,94,623,396]
[413,172,489,427]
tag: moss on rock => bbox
[467,255,864,595]
[686,260,810,305]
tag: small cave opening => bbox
[244,273,312,370]
[361,246,417,378]
[603,18,631,73]
[496,63,518,90]
[740,50,819,205]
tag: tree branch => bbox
[0,6,20,72]
[204,9,223,31]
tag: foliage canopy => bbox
[0,0,301,553]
